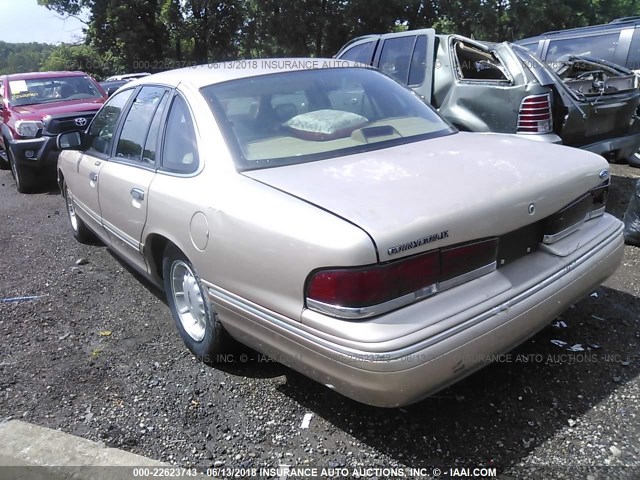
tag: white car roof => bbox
[105,73,151,81]
[133,59,361,89]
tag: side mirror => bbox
[106,87,119,97]
[57,131,82,150]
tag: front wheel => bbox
[63,182,95,243]
[163,244,228,362]
[0,149,9,170]
[8,147,36,193]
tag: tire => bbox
[8,147,36,193]
[163,244,228,362]
[63,182,95,243]
[628,152,640,168]
[0,149,9,170]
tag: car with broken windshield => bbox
[337,29,640,163]
[57,60,624,407]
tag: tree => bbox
[0,42,55,75]
[35,0,640,69]
[40,44,114,78]
[183,0,244,63]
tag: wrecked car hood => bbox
[552,54,638,96]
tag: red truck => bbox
[0,71,106,193]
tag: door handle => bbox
[130,188,145,201]
[89,172,98,181]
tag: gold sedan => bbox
[57,60,624,407]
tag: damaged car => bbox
[57,61,624,407]
[516,17,640,73]
[336,29,640,162]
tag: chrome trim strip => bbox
[205,222,622,363]
[543,207,607,244]
[587,206,606,221]
[437,262,497,291]
[306,283,438,320]
[72,196,101,225]
[543,221,584,244]
[102,219,141,252]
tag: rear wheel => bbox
[8,147,36,193]
[63,182,94,243]
[163,244,228,362]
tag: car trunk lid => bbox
[244,132,609,262]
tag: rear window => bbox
[545,33,620,63]
[8,76,103,106]
[201,67,453,170]
[517,40,540,54]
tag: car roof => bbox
[99,79,128,85]
[105,73,151,81]
[4,71,89,81]
[522,17,640,41]
[130,58,362,90]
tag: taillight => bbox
[440,239,499,289]
[306,250,440,310]
[543,182,609,244]
[306,239,498,319]
[517,93,553,134]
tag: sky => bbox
[0,0,87,44]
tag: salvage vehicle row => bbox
[336,29,640,162]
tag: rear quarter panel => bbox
[143,83,377,322]
[145,170,377,323]
[433,36,549,133]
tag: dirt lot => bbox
[0,164,639,479]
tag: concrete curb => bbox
[0,420,168,479]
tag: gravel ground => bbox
[0,164,639,480]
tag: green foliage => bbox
[0,42,55,75]
[23,0,640,76]
[40,44,116,79]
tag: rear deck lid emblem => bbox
[388,230,449,256]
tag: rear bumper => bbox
[580,130,640,160]
[208,215,624,407]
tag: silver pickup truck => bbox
[336,29,640,163]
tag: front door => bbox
[66,88,135,238]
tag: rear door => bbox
[97,86,170,272]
